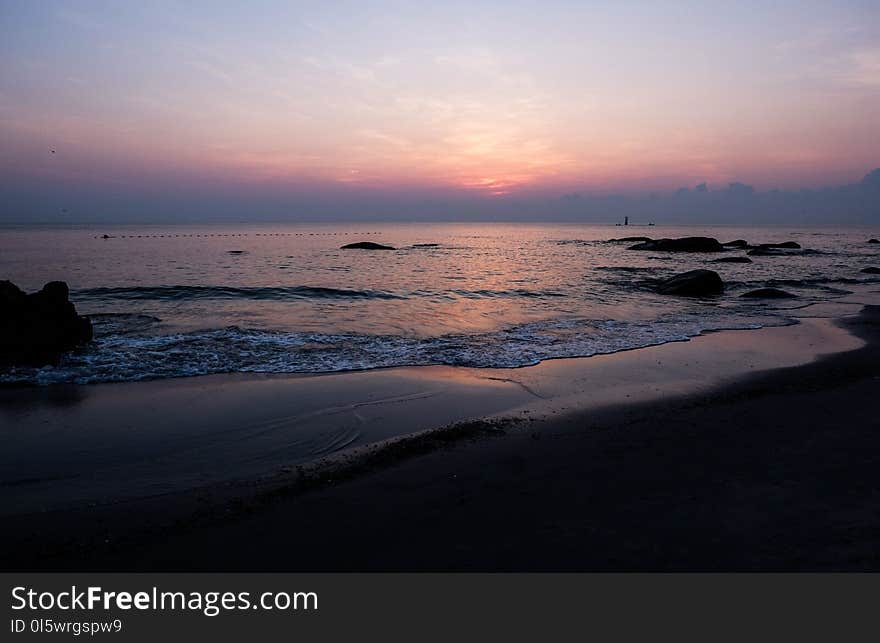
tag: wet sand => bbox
[2,302,879,570]
[0,310,863,515]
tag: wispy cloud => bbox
[848,48,880,87]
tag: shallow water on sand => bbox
[1,222,878,384]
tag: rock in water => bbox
[712,256,753,263]
[722,239,749,248]
[861,267,880,274]
[608,236,652,243]
[656,270,724,296]
[628,237,724,252]
[740,288,797,299]
[0,280,93,366]
[869,239,879,244]
[340,242,395,250]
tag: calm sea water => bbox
[2,222,878,385]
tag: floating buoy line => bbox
[95,231,386,239]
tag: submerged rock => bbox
[722,239,749,248]
[861,267,880,274]
[656,269,724,296]
[412,243,440,248]
[340,241,395,250]
[628,237,724,252]
[712,256,753,263]
[609,236,652,243]
[0,280,93,366]
[740,288,797,299]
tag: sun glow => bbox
[1,0,878,215]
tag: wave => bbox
[728,276,880,294]
[74,285,407,301]
[1,312,791,386]
[73,285,569,302]
[447,288,566,299]
[594,266,658,273]
[88,313,162,335]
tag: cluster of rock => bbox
[628,237,724,252]
[653,270,799,299]
[625,236,806,256]
[613,235,813,298]
[610,233,880,299]
[0,281,93,367]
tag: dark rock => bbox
[412,243,440,248]
[656,270,724,296]
[629,237,724,252]
[861,267,880,274]
[740,288,797,299]
[722,239,749,248]
[340,242,395,250]
[227,250,247,254]
[609,236,652,243]
[0,280,93,366]
[869,239,879,244]
[712,256,753,263]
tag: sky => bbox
[1,0,879,222]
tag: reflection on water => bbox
[1,222,878,384]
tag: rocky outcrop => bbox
[861,267,880,274]
[629,237,724,252]
[712,256,753,263]
[0,281,93,366]
[340,242,395,250]
[740,288,797,299]
[869,239,879,244]
[722,239,749,248]
[656,270,724,296]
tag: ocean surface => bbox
[2,222,878,385]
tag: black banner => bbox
[2,573,878,641]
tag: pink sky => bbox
[1,1,878,220]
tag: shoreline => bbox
[1,300,879,570]
[0,303,865,515]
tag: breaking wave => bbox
[1,312,792,386]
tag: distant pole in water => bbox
[624,216,629,226]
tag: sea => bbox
[2,222,878,385]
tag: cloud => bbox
[848,48,880,87]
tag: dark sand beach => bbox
[2,303,879,571]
